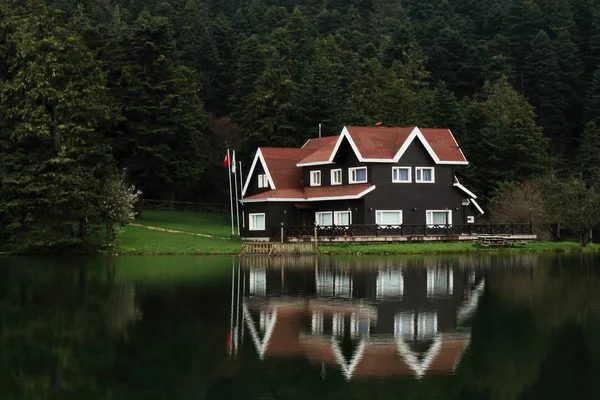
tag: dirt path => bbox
[129,223,230,239]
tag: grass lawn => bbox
[114,210,241,255]
[133,209,234,238]
[114,209,600,255]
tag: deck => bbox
[240,242,318,255]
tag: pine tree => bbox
[465,78,551,197]
[111,11,210,200]
[0,2,119,249]
[577,121,600,183]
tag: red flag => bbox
[223,151,231,168]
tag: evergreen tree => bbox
[465,78,551,197]
[0,2,119,250]
[577,121,600,183]
[110,11,210,200]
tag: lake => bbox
[1,253,599,399]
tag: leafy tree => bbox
[0,2,119,251]
[542,176,600,246]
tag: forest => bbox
[1,0,600,250]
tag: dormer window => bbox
[331,169,342,185]
[310,170,321,186]
[392,167,411,183]
[415,167,434,183]
[349,167,367,184]
[257,174,268,188]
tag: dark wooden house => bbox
[240,126,484,240]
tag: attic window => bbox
[416,167,434,183]
[392,167,411,183]
[331,169,342,185]
[310,170,321,186]
[349,167,367,184]
[258,174,268,188]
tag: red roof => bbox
[243,126,467,202]
[296,126,467,165]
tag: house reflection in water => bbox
[234,257,485,380]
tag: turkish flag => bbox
[223,151,231,168]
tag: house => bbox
[240,126,484,240]
[237,257,485,379]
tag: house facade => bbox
[241,126,484,240]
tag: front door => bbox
[299,210,314,227]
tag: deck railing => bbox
[285,223,533,238]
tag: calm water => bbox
[1,254,600,400]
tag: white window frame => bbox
[376,270,404,299]
[315,211,333,226]
[249,269,266,295]
[394,312,415,340]
[257,173,268,188]
[334,210,352,226]
[427,267,454,298]
[248,213,266,231]
[392,167,411,183]
[310,170,321,186]
[375,210,403,226]
[415,167,435,183]
[426,210,452,227]
[348,166,367,184]
[331,168,342,185]
[467,215,475,224]
[417,311,438,340]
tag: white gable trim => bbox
[297,126,362,167]
[453,182,478,199]
[297,126,468,167]
[241,185,376,203]
[243,302,278,360]
[331,337,367,380]
[396,335,444,379]
[470,198,485,215]
[241,148,276,197]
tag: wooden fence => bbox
[143,198,228,213]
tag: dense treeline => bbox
[1,0,600,250]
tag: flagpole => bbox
[233,150,240,236]
[239,160,244,232]
[227,149,234,236]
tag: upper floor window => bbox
[310,170,321,186]
[257,174,268,188]
[392,167,411,183]
[415,167,435,183]
[331,169,342,185]
[349,166,367,184]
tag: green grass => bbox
[133,209,234,237]
[319,241,600,255]
[114,209,600,255]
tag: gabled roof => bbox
[242,125,470,202]
[454,176,485,215]
[297,126,468,166]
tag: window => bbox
[259,310,274,332]
[349,166,367,184]
[426,210,452,227]
[312,311,324,335]
[376,210,403,226]
[376,270,404,299]
[334,210,352,226]
[417,312,438,339]
[310,170,321,186]
[392,167,411,183]
[257,174,268,188]
[333,313,344,337]
[467,215,475,224]
[415,167,435,183]
[249,213,266,231]
[331,169,342,185]
[315,211,332,226]
[394,312,415,340]
[427,267,454,298]
[249,269,266,295]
